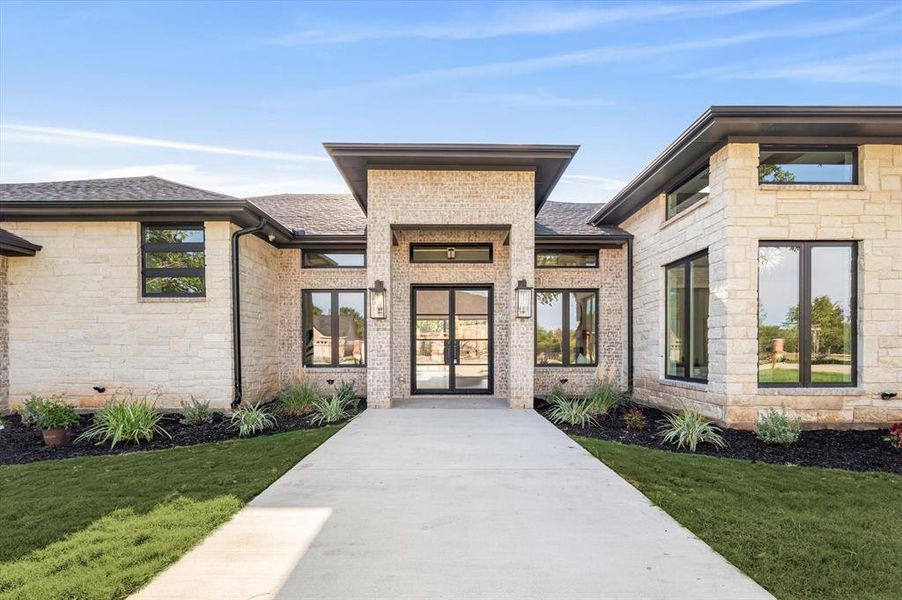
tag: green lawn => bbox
[0,427,339,600]
[577,437,902,600]
[757,367,848,384]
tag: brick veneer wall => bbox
[367,169,535,408]
[238,233,280,405]
[622,143,902,427]
[277,248,367,396]
[3,221,234,409]
[534,246,629,397]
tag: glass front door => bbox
[413,286,492,394]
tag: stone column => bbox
[508,177,536,408]
[366,175,393,408]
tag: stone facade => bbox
[238,232,280,405]
[2,221,234,409]
[534,247,629,397]
[277,248,368,395]
[622,143,902,428]
[366,169,535,408]
[0,256,8,411]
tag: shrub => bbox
[622,406,648,430]
[77,395,170,447]
[179,397,215,426]
[310,391,358,426]
[547,399,596,427]
[755,409,802,445]
[276,380,321,417]
[545,382,567,407]
[332,380,357,404]
[33,398,81,431]
[230,403,277,437]
[884,423,902,449]
[586,380,623,417]
[18,395,56,427]
[658,409,726,452]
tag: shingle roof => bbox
[536,201,628,237]
[0,176,234,202]
[248,193,366,236]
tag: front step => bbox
[391,397,509,409]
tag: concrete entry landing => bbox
[391,396,509,409]
[134,409,772,600]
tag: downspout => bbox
[626,237,634,394]
[231,218,267,409]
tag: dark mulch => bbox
[537,401,901,475]
[0,402,365,465]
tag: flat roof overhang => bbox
[323,143,579,215]
[591,106,902,226]
[0,228,42,256]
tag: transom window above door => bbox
[410,243,492,263]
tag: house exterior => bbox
[1,106,900,428]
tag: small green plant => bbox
[179,397,215,426]
[33,398,81,431]
[310,391,358,426]
[622,406,648,430]
[77,394,170,447]
[547,399,597,427]
[230,403,277,437]
[545,382,567,406]
[586,379,623,417]
[755,409,802,445]
[18,394,57,426]
[332,380,357,404]
[658,409,726,452]
[276,379,322,417]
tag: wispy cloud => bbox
[0,124,329,162]
[272,1,800,45]
[682,48,902,85]
[462,90,615,108]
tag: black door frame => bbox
[410,284,494,395]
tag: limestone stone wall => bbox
[3,221,234,409]
[534,247,629,397]
[622,143,902,427]
[367,169,535,408]
[0,256,8,412]
[277,248,367,396]
[238,232,280,405]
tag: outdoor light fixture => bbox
[369,280,387,319]
[515,279,533,319]
[447,247,456,260]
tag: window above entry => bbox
[666,166,709,220]
[759,146,857,184]
[536,250,598,268]
[410,243,492,263]
[302,250,365,268]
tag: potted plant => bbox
[34,398,81,446]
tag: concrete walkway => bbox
[134,408,772,600]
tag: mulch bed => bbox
[0,403,365,465]
[537,401,901,475]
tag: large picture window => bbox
[665,251,709,382]
[141,224,205,297]
[303,290,366,367]
[758,242,856,386]
[535,290,597,367]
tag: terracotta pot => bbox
[42,428,71,447]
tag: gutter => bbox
[626,237,634,393]
[230,217,267,410]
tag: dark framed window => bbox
[536,250,598,268]
[759,146,857,184]
[141,224,205,297]
[303,290,366,367]
[535,289,598,367]
[758,242,857,387]
[665,250,709,382]
[410,243,492,263]
[666,166,709,219]
[302,250,365,268]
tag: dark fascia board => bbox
[590,105,902,226]
[323,142,579,215]
[1,199,296,244]
[0,229,42,256]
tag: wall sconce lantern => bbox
[515,279,532,319]
[369,280,387,319]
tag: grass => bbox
[0,426,339,600]
[576,437,902,600]
[757,368,848,384]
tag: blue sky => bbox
[1,0,900,202]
